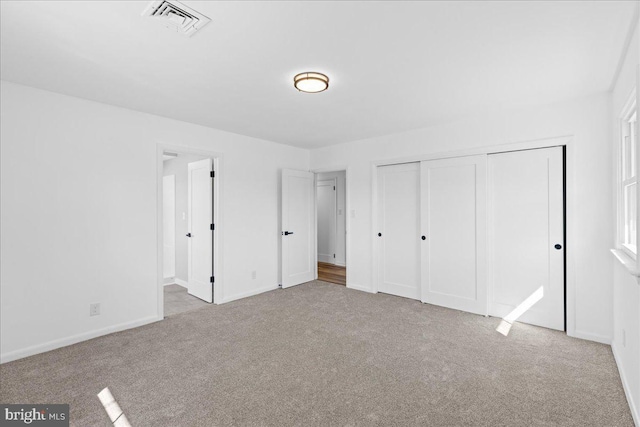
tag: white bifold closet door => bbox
[488,147,564,331]
[377,163,421,300]
[420,155,487,315]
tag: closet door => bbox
[377,163,421,300]
[421,155,487,315]
[488,147,564,331]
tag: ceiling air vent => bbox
[142,1,211,37]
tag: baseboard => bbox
[0,315,162,364]
[219,285,280,304]
[318,254,333,264]
[347,283,376,294]
[569,329,612,345]
[174,279,188,288]
[335,262,346,267]
[612,341,640,426]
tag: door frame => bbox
[317,177,338,265]
[369,135,590,342]
[311,167,350,287]
[156,144,223,320]
[162,174,176,282]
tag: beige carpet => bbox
[0,281,633,426]
[164,284,211,317]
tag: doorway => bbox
[161,150,217,317]
[316,171,347,285]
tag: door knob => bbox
[284,231,294,236]
[186,233,192,237]
[421,236,426,240]
[378,233,382,237]
[554,244,562,250]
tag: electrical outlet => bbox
[90,303,100,317]
[252,270,257,280]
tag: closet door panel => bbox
[377,162,421,300]
[421,155,487,315]
[488,147,564,331]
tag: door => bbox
[488,147,564,331]
[317,179,337,264]
[282,169,315,288]
[162,175,176,279]
[421,155,487,315]
[187,158,213,303]
[377,163,421,300]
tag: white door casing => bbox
[282,169,316,288]
[420,155,488,315]
[488,147,564,331]
[317,179,337,264]
[162,175,176,279]
[377,162,421,300]
[187,158,213,303]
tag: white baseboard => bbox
[347,283,376,294]
[219,285,280,304]
[174,279,188,288]
[569,329,612,345]
[0,315,162,364]
[318,254,333,264]
[612,341,640,426]
[335,262,346,267]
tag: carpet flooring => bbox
[164,284,211,317]
[0,281,633,426]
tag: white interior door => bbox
[421,155,487,315]
[317,179,336,264]
[187,158,213,303]
[282,169,315,288]
[377,163,421,300]
[162,175,176,279]
[488,147,564,331]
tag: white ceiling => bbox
[1,1,636,148]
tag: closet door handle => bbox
[554,244,562,250]
[284,231,294,236]
[378,233,382,237]
[421,236,426,240]
[186,233,192,238]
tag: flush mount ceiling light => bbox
[293,72,329,93]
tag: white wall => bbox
[311,92,613,344]
[163,153,208,284]
[317,171,346,266]
[611,20,640,425]
[0,81,309,362]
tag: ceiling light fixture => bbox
[293,72,329,93]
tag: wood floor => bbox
[318,262,346,285]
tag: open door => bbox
[317,178,337,264]
[282,169,315,288]
[187,158,213,303]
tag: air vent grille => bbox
[142,1,211,37]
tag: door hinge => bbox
[210,276,215,283]
[210,171,215,178]
[210,223,215,230]
[333,186,336,190]
[333,254,336,258]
